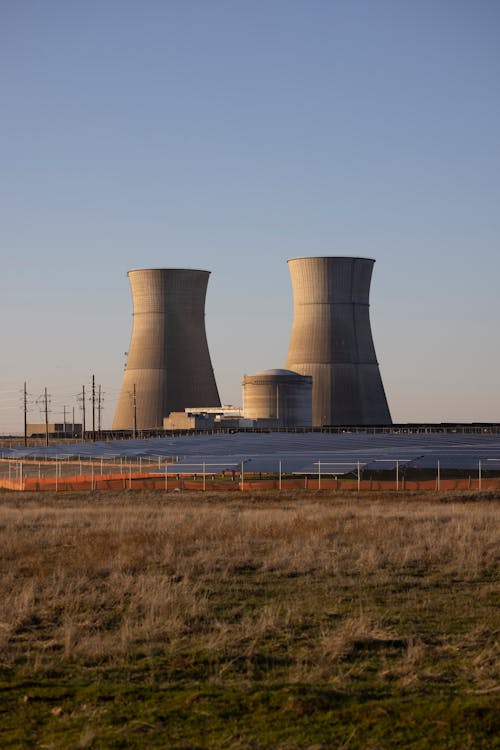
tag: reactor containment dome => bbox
[285,256,391,427]
[113,268,221,431]
[242,369,312,427]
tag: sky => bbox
[1,0,499,432]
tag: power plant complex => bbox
[112,258,391,430]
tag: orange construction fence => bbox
[1,473,500,493]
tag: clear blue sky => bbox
[1,0,499,432]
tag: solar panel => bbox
[3,432,500,474]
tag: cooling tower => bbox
[112,268,220,430]
[285,257,391,427]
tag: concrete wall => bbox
[113,269,220,430]
[285,257,391,426]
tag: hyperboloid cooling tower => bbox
[285,256,391,427]
[112,268,220,431]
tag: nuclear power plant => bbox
[112,257,391,432]
[112,269,220,431]
[285,257,391,427]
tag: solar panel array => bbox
[3,431,500,474]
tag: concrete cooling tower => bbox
[112,268,220,431]
[285,256,391,427]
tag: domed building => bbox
[242,369,312,428]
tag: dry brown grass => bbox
[0,489,498,696]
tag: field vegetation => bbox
[0,489,499,748]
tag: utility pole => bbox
[92,374,96,441]
[23,381,28,447]
[63,405,67,437]
[44,387,49,447]
[82,385,86,441]
[72,406,75,439]
[133,383,137,439]
[98,384,102,438]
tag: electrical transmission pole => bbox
[44,387,49,447]
[133,383,137,439]
[23,381,27,447]
[82,385,86,441]
[92,374,96,441]
[98,384,102,438]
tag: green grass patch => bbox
[0,490,498,748]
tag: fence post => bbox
[129,463,132,490]
[396,460,399,491]
[165,464,168,491]
[437,460,440,492]
[203,462,206,491]
[318,460,321,490]
[478,460,482,491]
[357,461,361,492]
[20,461,23,491]
[279,460,282,491]
[55,461,58,492]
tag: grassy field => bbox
[0,489,498,749]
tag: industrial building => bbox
[182,405,243,418]
[242,369,312,427]
[285,257,391,427]
[113,268,220,430]
[163,406,253,431]
[163,406,241,431]
[163,411,218,431]
[26,423,82,438]
[163,413,255,430]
